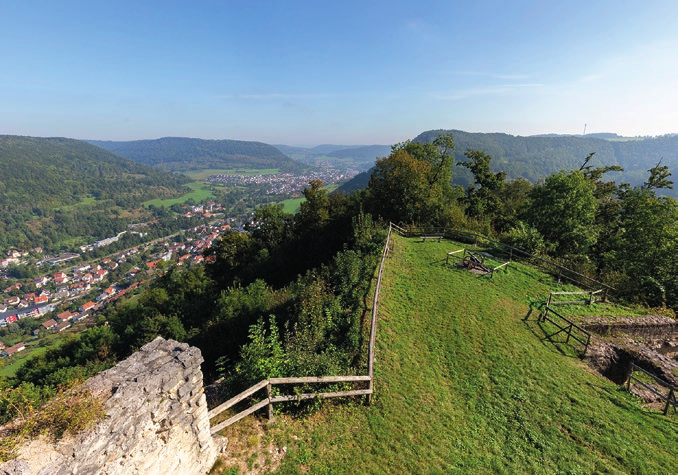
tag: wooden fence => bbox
[541,304,592,356]
[547,290,607,306]
[392,225,614,295]
[208,224,394,432]
[627,363,678,416]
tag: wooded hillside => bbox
[90,137,303,173]
[0,135,190,250]
[416,129,678,196]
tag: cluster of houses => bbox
[0,218,239,359]
[206,170,358,195]
[0,259,118,328]
[181,201,224,219]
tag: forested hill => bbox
[326,144,391,162]
[89,137,302,173]
[415,129,678,195]
[0,135,190,250]
[273,144,390,170]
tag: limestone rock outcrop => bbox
[1,337,217,475]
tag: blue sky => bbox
[2,1,678,145]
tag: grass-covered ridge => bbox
[260,234,677,474]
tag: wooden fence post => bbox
[627,365,633,391]
[603,288,608,303]
[267,382,273,420]
[588,291,593,305]
[566,323,573,344]
[664,389,675,416]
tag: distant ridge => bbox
[89,137,302,173]
[338,129,678,197]
[273,144,390,170]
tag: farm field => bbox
[218,234,677,474]
[278,183,340,213]
[143,182,215,208]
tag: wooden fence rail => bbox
[547,290,606,306]
[541,305,592,356]
[209,375,373,434]
[627,363,678,416]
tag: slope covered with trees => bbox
[90,137,303,173]
[415,129,678,196]
[0,135,190,251]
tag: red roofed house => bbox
[4,342,25,356]
[42,319,57,330]
[57,310,76,321]
[79,301,96,313]
[34,295,49,304]
[56,321,71,332]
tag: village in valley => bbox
[0,202,233,366]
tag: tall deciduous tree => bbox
[523,170,599,256]
[606,176,678,307]
[295,179,330,233]
[457,149,506,218]
[366,134,456,225]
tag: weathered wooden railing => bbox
[208,375,372,434]
[547,290,607,306]
[541,304,592,356]
[627,363,678,416]
[209,223,394,432]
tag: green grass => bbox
[260,235,677,474]
[143,182,215,208]
[54,196,97,211]
[278,184,341,213]
[279,197,304,214]
[0,326,87,379]
[184,168,280,180]
[0,343,48,378]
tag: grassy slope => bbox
[263,235,676,474]
[143,182,215,208]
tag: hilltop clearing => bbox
[223,235,677,474]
